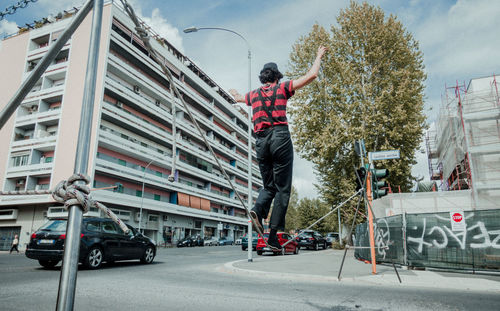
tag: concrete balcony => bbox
[94,158,241,207]
[92,190,248,226]
[101,101,171,142]
[5,162,53,178]
[11,135,57,151]
[23,84,65,102]
[16,109,61,126]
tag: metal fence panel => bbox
[355,215,404,264]
[354,209,500,271]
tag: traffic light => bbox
[355,167,367,191]
[114,182,123,193]
[371,168,389,199]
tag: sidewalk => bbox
[219,249,500,293]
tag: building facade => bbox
[0,2,262,250]
[425,75,500,208]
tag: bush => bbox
[331,241,344,250]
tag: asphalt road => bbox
[1,246,499,311]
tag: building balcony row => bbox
[106,53,255,156]
[108,29,255,145]
[93,158,254,210]
[100,100,262,185]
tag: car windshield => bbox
[39,220,67,232]
[301,231,313,237]
[327,233,335,237]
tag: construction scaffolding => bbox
[426,75,500,208]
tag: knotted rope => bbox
[51,174,129,234]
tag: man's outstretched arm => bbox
[291,46,327,91]
[229,89,246,103]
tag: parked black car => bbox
[296,230,327,250]
[177,235,204,247]
[25,217,156,269]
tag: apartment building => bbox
[0,2,262,250]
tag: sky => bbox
[1,0,500,199]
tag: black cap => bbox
[262,62,279,72]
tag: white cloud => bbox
[37,0,86,14]
[416,0,500,78]
[140,8,184,54]
[0,19,19,38]
[293,155,319,199]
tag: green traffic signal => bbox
[371,168,389,199]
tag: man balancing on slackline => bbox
[229,46,327,250]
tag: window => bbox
[102,222,119,234]
[194,220,202,229]
[154,194,161,201]
[118,159,126,166]
[12,154,29,167]
[155,171,162,177]
[136,190,142,197]
[86,221,101,232]
[148,215,158,222]
[121,134,129,140]
[45,157,53,163]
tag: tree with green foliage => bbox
[296,198,336,234]
[287,1,426,225]
[284,185,299,233]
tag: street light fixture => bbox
[138,159,155,233]
[183,26,254,262]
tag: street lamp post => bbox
[138,159,155,233]
[184,26,254,262]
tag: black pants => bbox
[10,244,19,253]
[253,125,293,231]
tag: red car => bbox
[256,232,300,255]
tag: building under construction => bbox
[425,75,500,208]
[371,75,500,217]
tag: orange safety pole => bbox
[366,170,377,274]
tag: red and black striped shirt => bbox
[245,81,294,133]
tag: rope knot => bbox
[52,174,94,213]
[135,26,149,43]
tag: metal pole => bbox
[338,204,342,246]
[366,168,377,275]
[139,159,155,233]
[246,48,253,262]
[56,0,102,310]
[0,0,96,131]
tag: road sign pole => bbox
[366,169,377,275]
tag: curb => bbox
[217,255,500,293]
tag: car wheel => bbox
[257,250,263,255]
[281,248,286,256]
[84,247,103,269]
[242,246,247,251]
[294,246,300,255]
[140,246,155,264]
[323,242,327,249]
[38,259,59,269]
[314,243,319,251]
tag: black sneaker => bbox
[267,234,282,251]
[250,210,264,233]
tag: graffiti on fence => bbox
[407,213,500,253]
[374,219,391,259]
